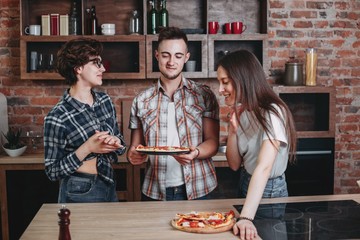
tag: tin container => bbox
[284,62,303,86]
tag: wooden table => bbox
[20,194,360,240]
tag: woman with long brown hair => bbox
[217,50,297,239]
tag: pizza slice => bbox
[171,210,236,234]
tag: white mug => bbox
[25,25,41,36]
[185,60,196,72]
[101,29,116,35]
[101,23,115,35]
[101,23,115,29]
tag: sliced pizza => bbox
[171,210,236,234]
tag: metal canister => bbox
[284,62,304,86]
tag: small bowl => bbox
[2,145,27,157]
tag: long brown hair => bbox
[217,50,297,162]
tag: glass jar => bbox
[129,10,140,35]
[305,48,318,86]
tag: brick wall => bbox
[0,0,359,194]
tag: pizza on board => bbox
[171,210,236,234]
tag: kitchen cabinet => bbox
[19,0,267,80]
[272,86,335,138]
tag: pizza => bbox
[171,210,236,234]
[135,145,190,155]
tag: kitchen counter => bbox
[21,194,360,240]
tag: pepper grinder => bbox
[58,205,71,240]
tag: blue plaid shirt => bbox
[44,90,126,184]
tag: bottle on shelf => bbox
[47,54,55,72]
[129,10,140,35]
[305,48,317,86]
[90,5,98,35]
[159,0,169,31]
[84,7,91,35]
[69,0,81,35]
[147,1,158,34]
[37,53,44,72]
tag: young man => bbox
[127,27,219,201]
[44,38,126,203]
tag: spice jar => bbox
[305,48,317,86]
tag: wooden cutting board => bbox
[0,93,9,148]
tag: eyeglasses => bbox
[88,58,103,68]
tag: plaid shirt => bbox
[44,90,126,184]
[129,77,219,200]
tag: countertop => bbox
[20,194,360,240]
[0,152,227,165]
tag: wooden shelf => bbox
[208,33,268,78]
[272,85,336,138]
[20,35,146,80]
[20,0,267,80]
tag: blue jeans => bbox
[141,184,207,201]
[58,172,118,203]
[238,168,288,199]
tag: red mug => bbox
[224,23,232,34]
[208,21,219,34]
[231,22,247,34]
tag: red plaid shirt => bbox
[129,77,219,200]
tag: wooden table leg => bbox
[0,167,9,240]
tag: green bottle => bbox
[147,1,158,34]
[159,0,169,30]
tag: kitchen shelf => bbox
[20,0,267,80]
[208,33,268,78]
[272,85,335,138]
[20,35,146,80]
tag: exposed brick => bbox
[276,30,305,38]
[290,11,317,18]
[306,2,333,9]
[335,2,350,10]
[314,21,329,28]
[270,12,289,19]
[269,1,285,9]
[30,97,61,106]
[331,20,357,29]
[293,21,313,28]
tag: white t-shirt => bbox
[236,104,289,178]
[165,102,185,187]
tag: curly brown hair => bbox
[56,38,103,85]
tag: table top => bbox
[20,194,360,240]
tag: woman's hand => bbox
[233,219,259,240]
[85,130,122,154]
[228,111,239,134]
